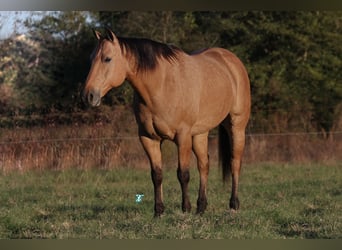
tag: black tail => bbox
[218,123,233,184]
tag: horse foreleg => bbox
[192,133,209,214]
[176,133,192,213]
[139,135,164,217]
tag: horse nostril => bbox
[88,92,94,103]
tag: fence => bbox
[1,129,341,173]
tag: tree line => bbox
[0,11,341,134]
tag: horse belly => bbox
[191,108,229,135]
[192,80,233,134]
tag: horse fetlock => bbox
[182,200,192,213]
[154,202,165,217]
[196,197,208,214]
[229,196,240,210]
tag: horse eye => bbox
[104,57,112,63]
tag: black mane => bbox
[117,37,181,72]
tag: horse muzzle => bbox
[82,89,101,107]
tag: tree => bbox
[211,11,341,134]
[19,11,95,109]
[1,11,340,134]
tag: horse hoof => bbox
[154,203,165,217]
[196,198,208,214]
[154,212,163,218]
[229,197,240,210]
[182,201,192,213]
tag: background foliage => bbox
[0,11,341,134]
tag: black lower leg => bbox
[196,195,208,214]
[229,195,240,210]
[151,168,164,216]
[177,167,191,212]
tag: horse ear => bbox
[105,27,117,43]
[93,29,102,40]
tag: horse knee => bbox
[177,167,190,184]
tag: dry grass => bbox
[244,132,342,164]
[0,108,341,172]
[1,126,341,173]
[0,124,149,173]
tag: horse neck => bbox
[126,61,164,108]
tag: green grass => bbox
[0,163,341,239]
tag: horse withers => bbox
[82,28,251,216]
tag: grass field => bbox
[0,163,340,239]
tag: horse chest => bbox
[137,106,176,140]
[152,116,176,140]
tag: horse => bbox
[82,28,251,216]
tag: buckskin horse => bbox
[82,28,251,216]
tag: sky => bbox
[0,11,93,40]
[0,11,44,39]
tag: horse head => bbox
[82,28,128,106]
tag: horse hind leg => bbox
[220,114,247,211]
